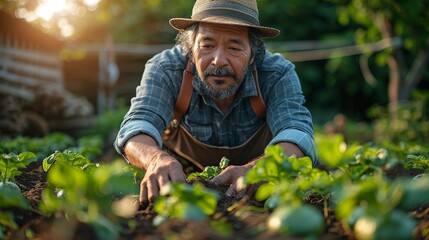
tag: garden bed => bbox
[7,151,429,240]
[1,131,428,240]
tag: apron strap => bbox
[173,61,194,126]
[249,65,266,118]
[172,62,266,125]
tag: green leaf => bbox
[0,181,28,209]
[154,182,218,222]
[176,202,207,220]
[0,211,18,229]
[268,204,325,236]
[289,156,313,173]
[264,145,285,164]
[219,157,230,169]
[255,183,275,202]
[91,215,119,240]
[315,134,348,167]
[42,151,60,172]
[186,157,229,181]
[0,152,37,182]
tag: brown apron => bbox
[162,61,272,170]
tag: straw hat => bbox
[169,0,280,38]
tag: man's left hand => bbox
[209,165,258,198]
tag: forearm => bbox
[124,134,174,170]
[277,141,305,158]
[245,141,304,168]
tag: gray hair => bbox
[175,23,266,64]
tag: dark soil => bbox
[5,151,429,240]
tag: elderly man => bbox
[114,0,317,206]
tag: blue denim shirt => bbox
[114,45,317,164]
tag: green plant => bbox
[332,173,428,240]
[0,133,74,159]
[68,135,104,160]
[0,152,37,237]
[40,150,138,240]
[153,182,219,225]
[187,156,230,181]
[1,152,37,183]
[90,100,129,139]
[239,146,327,237]
[245,145,315,208]
[368,92,429,144]
[267,204,325,237]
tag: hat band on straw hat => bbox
[192,1,260,26]
[193,9,260,26]
[169,0,280,38]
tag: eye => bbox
[200,44,214,50]
[229,47,241,51]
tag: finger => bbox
[226,176,247,197]
[169,168,186,183]
[146,176,159,203]
[158,173,169,191]
[225,182,237,197]
[210,167,234,185]
[140,181,149,208]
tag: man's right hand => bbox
[124,134,186,208]
[140,157,186,207]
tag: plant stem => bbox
[323,198,328,218]
[3,162,8,183]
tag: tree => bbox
[0,0,193,43]
[331,0,429,118]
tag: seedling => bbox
[153,182,219,225]
[187,156,230,181]
[40,150,138,240]
[0,152,37,236]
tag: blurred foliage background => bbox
[1,0,428,139]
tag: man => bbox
[114,0,317,207]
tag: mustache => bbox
[203,67,237,79]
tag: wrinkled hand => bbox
[209,165,259,198]
[140,158,186,207]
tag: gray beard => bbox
[199,80,241,100]
[199,66,244,100]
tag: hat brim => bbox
[169,17,280,38]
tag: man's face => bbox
[192,22,253,100]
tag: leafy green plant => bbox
[90,100,129,139]
[68,135,104,161]
[187,156,230,181]
[404,154,429,173]
[40,150,138,240]
[0,133,74,159]
[42,150,93,172]
[244,145,316,208]
[1,152,37,183]
[368,92,429,144]
[315,133,361,168]
[332,173,428,240]
[267,204,325,237]
[153,182,219,225]
[396,174,429,211]
[0,152,37,237]
[352,208,416,240]
[245,145,313,183]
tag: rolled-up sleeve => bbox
[114,120,162,157]
[269,128,317,164]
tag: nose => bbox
[211,47,228,67]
